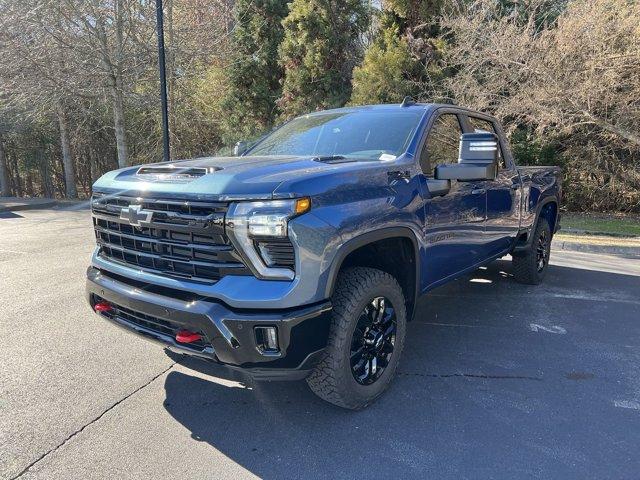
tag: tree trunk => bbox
[109,75,129,168]
[108,0,129,169]
[37,150,54,198]
[56,105,78,198]
[11,154,22,196]
[25,174,33,197]
[0,133,11,196]
[89,146,100,183]
[167,0,177,155]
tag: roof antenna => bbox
[401,96,416,107]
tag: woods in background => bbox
[0,0,638,212]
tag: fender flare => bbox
[514,195,559,252]
[324,226,421,320]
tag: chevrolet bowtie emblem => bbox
[120,204,153,227]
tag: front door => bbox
[464,116,521,256]
[417,111,487,288]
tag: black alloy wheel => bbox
[306,267,407,409]
[536,229,550,272]
[513,217,552,285]
[350,296,397,385]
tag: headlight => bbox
[226,198,310,280]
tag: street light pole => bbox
[155,0,170,162]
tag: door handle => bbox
[387,170,411,183]
[471,188,486,195]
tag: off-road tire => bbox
[512,217,552,285]
[306,267,407,410]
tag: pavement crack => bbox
[398,372,542,381]
[10,363,175,480]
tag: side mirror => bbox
[233,141,249,156]
[435,132,498,181]
[459,131,499,165]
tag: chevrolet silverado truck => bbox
[87,101,561,409]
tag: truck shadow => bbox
[162,258,640,479]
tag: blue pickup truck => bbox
[87,101,561,409]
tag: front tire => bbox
[512,217,552,285]
[307,267,407,410]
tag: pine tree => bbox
[350,1,444,105]
[221,0,289,143]
[278,0,369,118]
[350,16,419,105]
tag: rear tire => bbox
[306,267,407,410]
[512,217,552,285]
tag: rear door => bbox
[418,110,487,287]
[462,115,521,256]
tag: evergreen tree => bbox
[350,15,419,104]
[278,0,369,118]
[350,1,444,105]
[221,0,289,143]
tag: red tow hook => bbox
[94,301,113,313]
[176,330,202,344]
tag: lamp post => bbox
[155,0,170,162]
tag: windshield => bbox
[248,110,424,159]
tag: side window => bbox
[420,113,463,176]
[468,117,506,169]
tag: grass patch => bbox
[561,213,640,237]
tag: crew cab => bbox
[87,101,561,409]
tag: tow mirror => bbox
[435,132,498,181]
[426,179,451,197]
[459,131,499,164]
[233,141,249,156]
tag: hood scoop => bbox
[136,165,221,182]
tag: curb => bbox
[553,240,640,257]
[560,228,638,239]
[0,200,58,212]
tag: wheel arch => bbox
[513,195,559,253]
[325,227,420,321]
[538,198,559,233]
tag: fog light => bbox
[255,326,279,353]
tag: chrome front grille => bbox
[91,193,249,282]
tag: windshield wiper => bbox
[312,155,357,164]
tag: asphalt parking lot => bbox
[2,207,640,480]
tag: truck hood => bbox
[92,155,388,201]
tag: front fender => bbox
[323,226,421,319]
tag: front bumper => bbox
[86,267,331,380]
